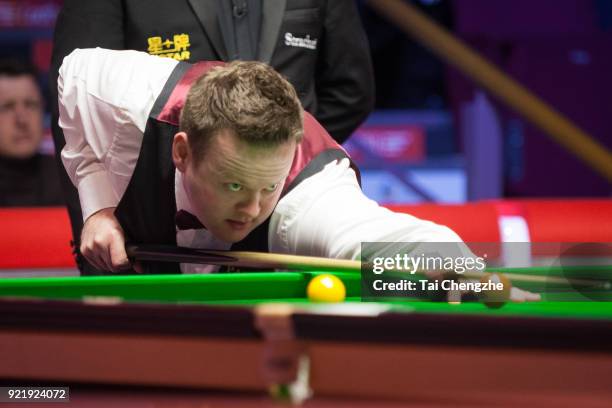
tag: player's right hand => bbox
[80,207,130,272]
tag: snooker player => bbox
[58,48,537,302]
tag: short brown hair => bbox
[180,61,303,164]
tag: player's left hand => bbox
[427,271,541,304]
[509,286,541,302]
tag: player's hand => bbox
[80,207,130,272]
[445,283,540,304]
[425,271,541,304]
[509,286,541,302]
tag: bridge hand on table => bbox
[426,270,541,306]
[510,286,541,302]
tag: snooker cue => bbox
[125,244,609,289]
[126,244,362,272]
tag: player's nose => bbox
[237,193,261,219]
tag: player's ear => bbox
[172,132,190,172]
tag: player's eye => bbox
[265,183,279,192]
[227,183,243,192]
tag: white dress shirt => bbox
[58,48,462,272]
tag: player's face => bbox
[177,129,296,243]
[0,75,44,159]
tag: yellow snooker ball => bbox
[307,274,346,303]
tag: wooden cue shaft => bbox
[127,245,608,288]
[465,271,608,288]
[234,255,608,288]
[215,250,362,271]
[126,245,362,272]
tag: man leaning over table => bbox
[57,48,538,303]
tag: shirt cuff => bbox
[77,171,120,221]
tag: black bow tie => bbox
[175,210,205,230]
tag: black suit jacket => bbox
[51,0,374,142]
[49,0,374,274]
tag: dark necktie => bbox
[175,210,205,230]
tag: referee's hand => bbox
[80,207,130,272]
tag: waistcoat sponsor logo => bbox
[147,33,191,61]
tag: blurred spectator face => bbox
[0,73,44,159]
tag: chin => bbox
[214,229,251,244]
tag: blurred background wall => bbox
[1,0,610,204]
